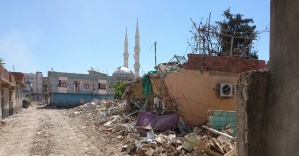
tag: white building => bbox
[24,71,43,100]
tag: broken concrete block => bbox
[176,145,183,151]
[156,147,163,154]
[145,147,155,156]
[121,145,127,152]
[127,133,139,140]
[194,147,202,155]
[183,133,200,152]
[155,135,165,144]
[165,134,176,142]
[127,143,136,153]
[150,141,157,149]
[137,147,147,155]
[142,144,150,148]
[117,135,123,140]
[114,124,128,132]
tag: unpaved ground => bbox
[0,103,121,156]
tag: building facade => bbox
[48,71,116,107]
[10,72,26,113]
[0,67,25,119]
[24,72,43,100]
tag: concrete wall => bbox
[9,89,16,115]
[165,69,238,125]
[51,93,113,107]
[265,1,299,155]
[78,80,94,94]
[15,85,23,112]
[2,88,9,118]
[236,70,268,156]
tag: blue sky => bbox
[0,0,269,76]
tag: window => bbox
[99,83,106,90]
[83,82,90,89]
[58,80,67,87]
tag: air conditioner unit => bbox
[218,83,234,97]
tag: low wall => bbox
[51,93,114,107]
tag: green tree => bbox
[0,58,4,66]
[113,80,126,99]
[216,8,258,59]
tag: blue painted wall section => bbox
[51,93,113,107]
[207,110,237,136]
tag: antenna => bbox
[13,65,15,72]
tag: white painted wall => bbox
[79,80,93,94]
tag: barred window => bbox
[58,80,67,87]
[83,82,90,89]
[99,83,106,90]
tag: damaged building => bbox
[47,70,116,107]
[124,54,265,133]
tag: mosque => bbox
[112,20,140,81]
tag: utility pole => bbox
[154,41,157,66]
[149,41,157,67]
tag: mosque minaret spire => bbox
[134,19,140,78]
[123,27,129,68]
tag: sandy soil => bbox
[0,103,120,156]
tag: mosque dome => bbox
[112,66,134,78]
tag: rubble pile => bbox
[67,99,237,156]
[67,99,134,129]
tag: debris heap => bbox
[67,99,237,156]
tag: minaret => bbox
[123,27,129,68]
[134,19,140,78]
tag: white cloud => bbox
[0,29,40,72]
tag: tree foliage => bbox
[189,8,261,59]
[216,8,258,59]
[0,58,4,66]
[113,80,126,99]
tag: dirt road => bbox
[0,104,106,156]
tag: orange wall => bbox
[165,69,238,126]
